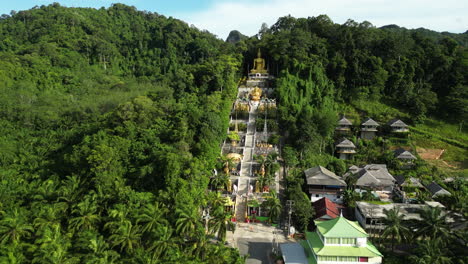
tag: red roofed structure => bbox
[313,197,341,220]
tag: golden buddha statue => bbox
[250,49,268,74]
[250,86,262,101]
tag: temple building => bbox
[301,216,383,264]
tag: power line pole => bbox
[286,200,295,236]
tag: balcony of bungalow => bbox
[335,116,353,134]
[336,147,356,154]
[388,119,410,133]
[391,126,410,133]
[335,125,352,132]
[361,125,378,132]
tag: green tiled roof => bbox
[315,217,368,238]
[299,240,317,264]
[304,232,382,257]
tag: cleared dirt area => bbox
[416,148,445,160]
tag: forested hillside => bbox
[0,3,243,263]
[235,15,467,165]
[0,3,467,263]
[247,16,466,121]
[235,16,467,263]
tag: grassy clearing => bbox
[412,133,468,172]
[349,100,409,123]
[413,118,468,145]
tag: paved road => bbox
[238,237,272,264]
[227,223,294,264]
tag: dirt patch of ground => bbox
[417,148,445,160]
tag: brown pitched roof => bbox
[313,197,340,220]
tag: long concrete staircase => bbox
[235,103,258,222]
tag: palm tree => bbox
[175,207,199,238]
[266,190,282,223]
[136,202,168,234]
[343,189,359,208]
[191,231,209,260]
[211,173,229,191]
[68,198,100,233]
[382,207,411,251]
[108,222,142,253]
[33,224,79,264]
[58,175,82,207]
[149,225,178,259]
[81,234,119,264]
[255,155,267,168]
[209,207,234,242]
[409,238,453,264]
[345,173,358,190]
[209,192,226,210]
[416,206,450,241]
[104,204,131,232]
[33,203,66,232]
[265,153,279,176]
[0,209,34,245]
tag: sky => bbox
[1,0,467,39]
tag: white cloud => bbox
[174,0,467,39]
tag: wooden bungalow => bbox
[361,118,379,140]
[387,119,409,133]
[336,116,353,134]
[335,138,356,160]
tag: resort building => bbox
[360,118,379,140]
[344,164,396,199]
[335,138,356,160]
[355,201,446,231]
[426,181,452,198]
[336,116,353,134]
[387,119,409,133]
[394,148,417,168]
[305,166,346,203]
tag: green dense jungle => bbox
[0,3,466,263]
